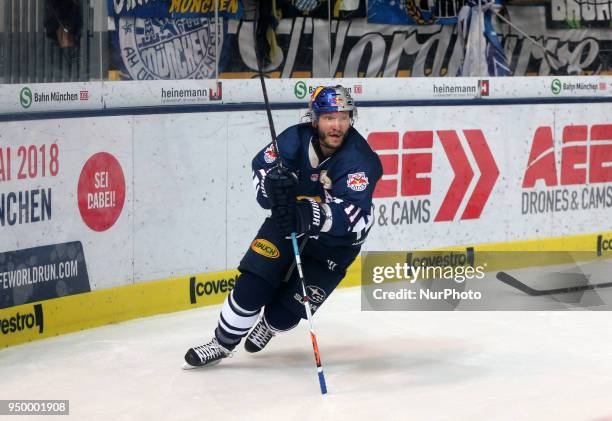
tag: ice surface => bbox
[1,287,612,421]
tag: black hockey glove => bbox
[293,198,327,236]
[264,166,298,234]
[263,166,298,207]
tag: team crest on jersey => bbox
[263,144,278,163]
[347,172,369,191]
[310,173,319,182]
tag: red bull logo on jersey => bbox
[263,144,278,164]
[347,172,369,191]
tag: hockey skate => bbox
[244,317,275,353]
[183,338,232,369]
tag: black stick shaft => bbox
[257,67,278,146]
[497,271,612,296]
[253,3,280,163]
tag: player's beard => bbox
[317,127,348,151]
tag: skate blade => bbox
[181,359,222,370]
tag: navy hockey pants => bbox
[235,218,360,329]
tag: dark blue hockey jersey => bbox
[252,123,382,248]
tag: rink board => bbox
[1,231,611,348]
[1,77,610,115]
[1,98,611,290]
[1,77,611,347]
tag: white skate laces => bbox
[244,317,276,353]
[183,337,233,369]
[193,339,232,360]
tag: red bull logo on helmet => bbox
[347,172,369,191]
[331,96,344,106]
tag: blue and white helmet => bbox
[308,85,356,121]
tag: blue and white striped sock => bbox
[214,290,260,350]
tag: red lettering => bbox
[462,130,499,220]
[369,129,497,221]
[434,131,473,222]
[524,124,612,188]
[401,131,432,196]
[523,127,558,188]
[590,124,612,183]
[369,132,399,198]
[561,125,587,185]
[402,154,432,196]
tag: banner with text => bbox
[219,7,612,78]
[107,0,243,19]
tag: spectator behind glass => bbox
[44,0,83,61]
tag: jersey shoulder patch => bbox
[346,172,369,191]
[263,144,278,163]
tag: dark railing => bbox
[0,0,109,84]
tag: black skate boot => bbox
[183,338,232,369]
[244,317,275,353]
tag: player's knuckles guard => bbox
[263,167,298,207]
[271,204,297,235]
[295,199,326,235]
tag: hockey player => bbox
[184,85,382,368]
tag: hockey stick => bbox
[256,59,279,160]
[253,11,328,396]
[253,2,280,161]
[497,271,612,296]
[291,233,328,395]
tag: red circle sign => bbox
[77,152,126,232]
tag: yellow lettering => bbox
[202,0,214,13]
[191,0,202,12]
[169,0,182,12]
[250,239,280,259]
